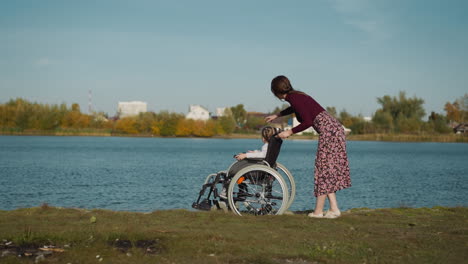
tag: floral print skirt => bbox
[313,111,351,197]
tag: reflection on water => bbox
[0,136,467,212]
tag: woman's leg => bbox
[323,192,341,218]
[327,192,340,213]
[313,194,327,215]
[315,192,340,214]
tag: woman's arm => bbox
[265,107,294,123]
[279,107,294,117]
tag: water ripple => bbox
[0,136,467,212]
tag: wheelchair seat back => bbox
[264,133,283,167]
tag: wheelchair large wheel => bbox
[275,162,296,211]
[227,165,289,216]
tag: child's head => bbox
[261,126,275,143]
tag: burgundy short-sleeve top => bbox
[279,92,325,134]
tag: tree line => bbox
[327,92,467,134]
[0,93,466,136]
[0,98,261,136]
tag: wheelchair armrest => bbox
[244,158,263,162]
[245,158,271,167]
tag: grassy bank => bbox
[345,133,468,143]
[0,129,113,137]
[1,206,467,263]
[1,130,467,142]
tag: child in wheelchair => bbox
[193,126,291,215]
[234,126,276,161]
[224,126,277,199]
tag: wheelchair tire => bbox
[275,162,296,211]
[227,165,289,216]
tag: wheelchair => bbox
[192,128,296,216]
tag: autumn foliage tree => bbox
[175,119,218,137]
[0,98,91,131]
[114,117,138,134]
[175,118,195,137]
[61,103,90,129]
[3,94,463,136]
[445,94,467,124]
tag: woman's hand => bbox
[235,153,247,160]
[278,129,293,139]
[265,114,278,123]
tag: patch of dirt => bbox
[292,210,314,215]
[109,239,132,252]
[1,240,64,261]
[108,239,162,255]
[135,239,160,254]
[274,259,319,264]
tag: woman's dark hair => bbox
[271,75,307,98]
[271,75,294,97]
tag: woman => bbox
[266,75,351,218]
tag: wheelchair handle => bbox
[273,128,283,138]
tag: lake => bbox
[0,136,467,212]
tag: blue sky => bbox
[1,0,467,117]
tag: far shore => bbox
[1,130,467,143]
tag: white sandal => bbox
[307,212,324,218]
[324,210,341,219]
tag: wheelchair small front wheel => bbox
[227,165,289,216]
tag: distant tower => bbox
[88,89,93,114]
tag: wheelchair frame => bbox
[192,129,296,216]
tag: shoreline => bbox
[0,205,465,214]
[1,131,467,143]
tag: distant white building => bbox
[343,126,352,135]
[186,105,210,121]
[216,107,228,117]
[118,101,147,118]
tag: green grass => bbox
[1,206,467,263]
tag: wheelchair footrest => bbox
[192,199,212,211]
